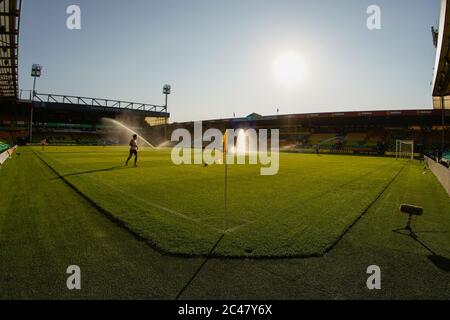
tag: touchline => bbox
[170,121,280,176]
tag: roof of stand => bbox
[0,0,21,101]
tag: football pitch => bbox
[33,146,406,257]
[2,146,450,299]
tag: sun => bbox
[273,52,306,87]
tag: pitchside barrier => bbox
[425,156,450,197]
[0,145,17,166]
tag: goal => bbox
[395,140,414,160]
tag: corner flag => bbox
[223,130,228,232]
[223,130,227,159]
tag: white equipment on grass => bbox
[395,140,414,160]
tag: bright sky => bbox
[19,0,440,123]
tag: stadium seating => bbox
[32,132,103,145]
[344,133,367,147]
[341,132,381,153]
[73,134,103,145]
[0,141,9,153]
[365,131,385,147]
[0,131,13,144]
[307,133,337,146]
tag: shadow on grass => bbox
[393,227,450,273]
[428,255,450,272]
[50,165,129,180]
[414,230,450,234]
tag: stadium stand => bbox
[157,110,449,158]
[0,141,9,153]
[307,133,338,146]
[344,132,367,147]
[1,95,448,158]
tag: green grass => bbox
[2,146,450,299]
[0,148,201,299]
[34,146,407,257]
[175,160,450,299]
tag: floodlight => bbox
[31,64,42,77]
[163,84,171,95]
[30,64,43,142]
[162,84,171,110]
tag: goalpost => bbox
[395,140,414,160]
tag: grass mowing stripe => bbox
[322,162,407,255]
[31,149,190,257]
[301,159,401,204]
[175,234,225,300]
[2,149,203,299]
[35,146,405,257]
[277,160,404,242]
[234,161,405,259]
[40,150,225,234]
[43,150,251,235]
[238,160,403,239]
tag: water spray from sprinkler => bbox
[102,118,157,149]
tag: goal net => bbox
[395,140,414,160]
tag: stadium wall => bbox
[425,156,450,196]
